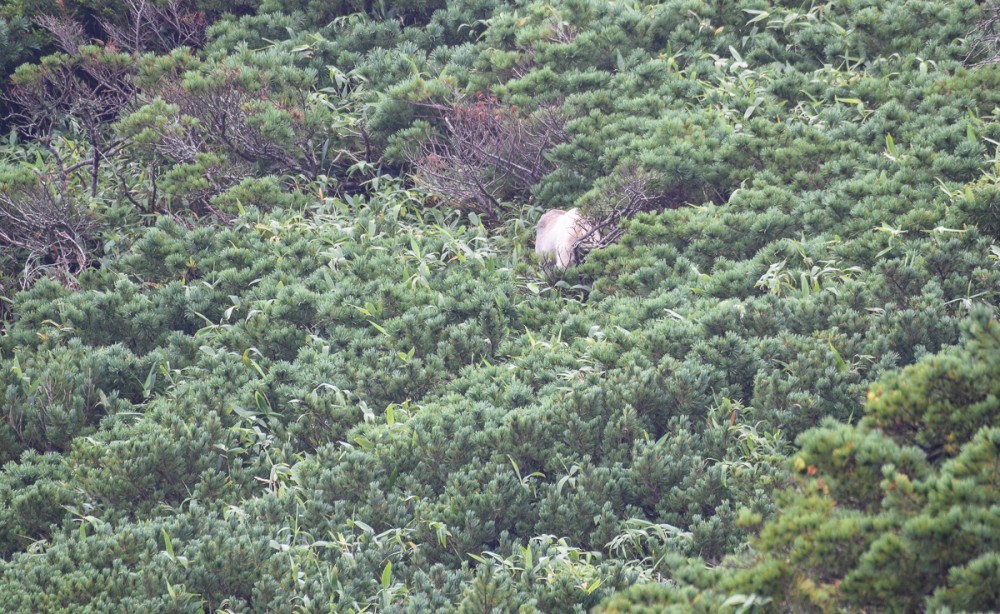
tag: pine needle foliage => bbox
[0,0,999,611]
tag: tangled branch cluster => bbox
[101,0,207,54]
[0,183,100,288]
[966,2,1000,66]
[572,165,669,261]
[5,19,135,196]
[169,79,320,178]
[410,97,568,219]
[5,40,135,142]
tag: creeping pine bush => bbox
[600,311,1000,612]
[1,0,1000,610]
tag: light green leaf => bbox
[381,561,392,590]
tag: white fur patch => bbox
[535,208,594,269]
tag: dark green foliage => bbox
[865,313,1000,460]
[0,16,36,80]
[0,451,73,558]
[599,582,731,613]
[608,314,1000,612]
[0,341,141,461]
[257,0,448,28]
[1,0,1000,610]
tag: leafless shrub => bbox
[176,73,321,176]
[101,0,207,54]
[409,96,568,220]
[966,3,1000,66]
[206,96,317,177]
[0,180,101,288]
[35,15,87,55]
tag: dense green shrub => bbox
[602,313,1000,612]
[0,341,142,461]
[0,16,36,81]
[1,0,999,610]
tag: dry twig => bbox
[966,3,1000,66]
[0,182,100,288]
[409,96,567,219]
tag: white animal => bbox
[535,208,598,270]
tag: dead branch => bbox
[572,165,669,262]
[121,70,327,216]
[101,0,207,54]
[409,96,568,219]
[0,181,101,288]
[4,47,136,195]
[36,15,87,55]
[966,3,1000,66]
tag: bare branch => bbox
[127,68,328,216]
[409,96,568,219]
[102,0,207,54]
[572,165,669,263]
[36,15,87,55]
[966,3,1000,66]
[5,48,136,196]
[0,180,101,288]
